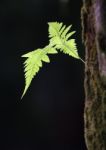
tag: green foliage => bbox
[22,22,84,98]
[21,46,57,98]
[48,22,78,59]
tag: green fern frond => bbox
[21,46,57,98]
[21,22,84,98]
[48,22,80,59]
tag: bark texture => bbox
[81,0,106,149]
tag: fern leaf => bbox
[21,22,84,98]
[66,31,76,41]
[48,22,80,59]
[41,55,50,62]
[21,46,57,98]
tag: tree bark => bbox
[81,0,106,149]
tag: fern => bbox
[22,22,84,98]
[48,22,83,61]
[21,46,57,98]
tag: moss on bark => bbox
[81,0,106,149]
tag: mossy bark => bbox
[81,0,106,149]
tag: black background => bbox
[0,0,87,149]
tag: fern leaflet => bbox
[21,46,57,98]
[48,22,83,61]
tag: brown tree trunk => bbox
[81,0,106,149]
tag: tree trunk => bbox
[81,0,106,149]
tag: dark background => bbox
[0,0,86,149]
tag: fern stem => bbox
[80,58,85,64]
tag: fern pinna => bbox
[22,22,84,98]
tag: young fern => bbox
[48,22,84,62]
[22,22,84,98]
[21,46,57,98]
